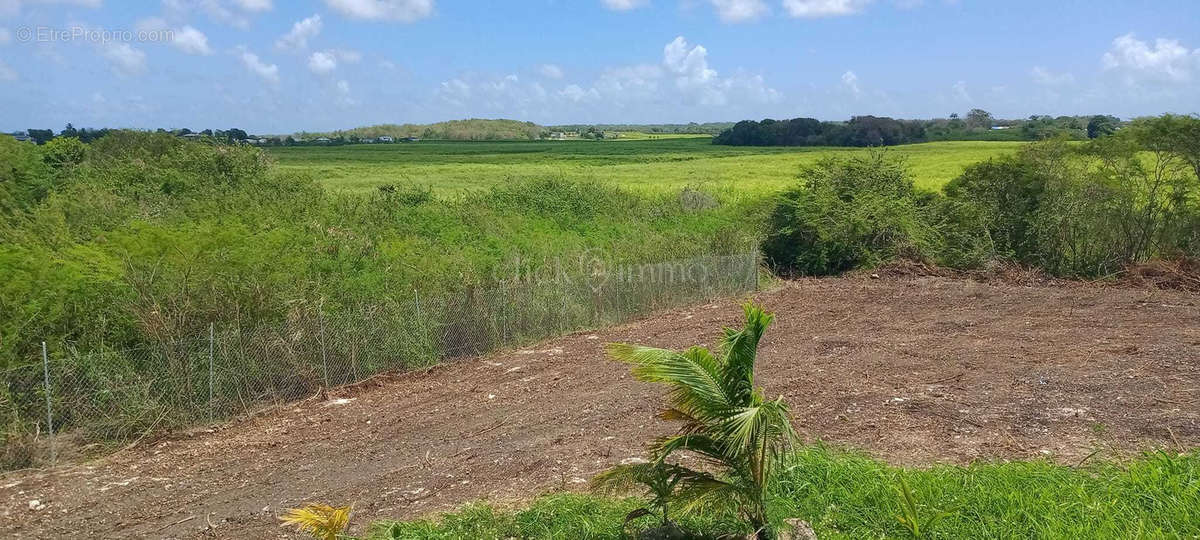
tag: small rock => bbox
[780,518,818,540]
[28,500,44,511]
[870,273,880,280]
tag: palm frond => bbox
[278,504,351,540]
[607,343,732,418]
[719,304,774,404]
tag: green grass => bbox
[367,447,1200,539]
[267,139,1024,196]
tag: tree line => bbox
[713,110,1123,147]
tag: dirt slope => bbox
[2,276,1198,539]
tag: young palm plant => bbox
[605,303,797,538]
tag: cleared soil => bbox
[2,275,1198,539]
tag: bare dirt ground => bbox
[2,275,1198,539]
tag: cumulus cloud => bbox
[135,17,213,55]
[841,70,861,95]
[782,0,872,17]
[323,0,434,22]
[538,63,564,79]
[335,79,355,106]
[1030,66,1074,86]
[0,0,101,16]
[237,47,279,84]
[1102,33,1198,83]
[161,0,267,28]
[276,14,322,51]
[172,26,213,55]
[708,0,768,22]
[600,0,647,10]
[229,0,270,11]
[432,36,777,120]
[308,50,337,75]
[951,80,971,102]
[101,43,147,76]
[307,48,361,76]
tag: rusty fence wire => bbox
[1,251,759,470]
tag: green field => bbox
[268,139,1024,195]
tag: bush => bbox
[945,136,1200,275]
[762,151,941,276]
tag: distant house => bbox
[315,137,332,144]
[401,137,419,143]
[549,132,567,140]
[378,136,394,143]
[11,131,32,142]
[181,133,204,140]
[990,126,1012,130]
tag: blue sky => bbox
[1,0,1199,133]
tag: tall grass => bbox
[267,139,1023,195]
[370,447,1200,539]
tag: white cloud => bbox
[951,80,970,102]
[172,25,212,55]
[331,48,362,63]
[323,0,434,22]
[102,43,147,76]
[1102,33,1198,83]
[237,48,279,84]
[0,59,16,81]
[538,63,564,79]
[1,0,101,16]
[663,36,717,87]
[432,36,778,121]
[708,0,768,22]
[135,18,212,55]
[1030,66,1074,86]
[335,79,355,106]
[841,70,861,95]
[782,0,872,17]
[559,83,599,103]
[600,0,647,10]
[275,14,322,51]
[308,50,337,75]
[229,0,270,11]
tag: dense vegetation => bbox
[0,131,767,468]
[268,138,1022,194]
[369,448,1200,539]
[714,111,1115,147]
[762,115,1200,277]
[547,122,735,135]
[299,119,544,142]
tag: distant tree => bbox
[201,129,213,136]
[226,128,248,142]
[27,129,54,145]
[949,113,959,120]
[41,137,87,168]
[966,109,994,129]
[177,128,193,136]
[1087,115,1120,139]
[60,123,78,138]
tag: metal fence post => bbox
[753,250,759,291]
[41,341,56,467]
[318,311,330,390]
[208,322,214,421]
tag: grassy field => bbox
[268,139,1024,196]
[370,447,1200,539]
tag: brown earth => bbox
[2,275,1198,539]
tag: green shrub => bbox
[762,151,941,276]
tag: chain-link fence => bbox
[1,251,759,470]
